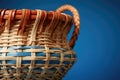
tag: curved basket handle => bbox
[56,5,80,48]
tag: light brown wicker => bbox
[0,5,80,80]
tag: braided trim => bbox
[56,5,80,48]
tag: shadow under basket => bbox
[0,5,80,80]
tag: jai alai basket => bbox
[0,5,80,80]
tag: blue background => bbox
[0,0,120,80]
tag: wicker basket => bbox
[0,5,80,80]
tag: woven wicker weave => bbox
[0,5,80,80]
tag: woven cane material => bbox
[0,5,80,80]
